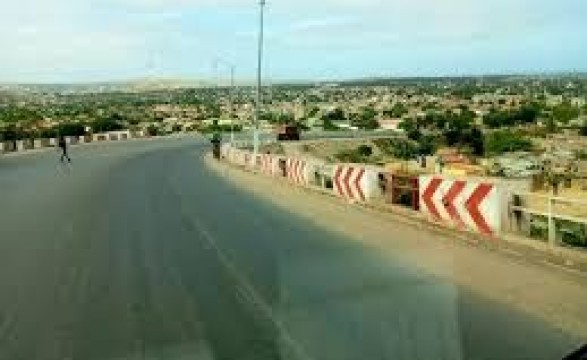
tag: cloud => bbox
[0,0,585,82]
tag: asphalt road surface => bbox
[216,129,400,145]
[0,136,581,360]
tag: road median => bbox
[207,150,587,277]
[205,150,587,340]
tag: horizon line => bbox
[2,70,587,87]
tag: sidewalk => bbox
[205,153,587,340]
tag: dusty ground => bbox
[278,139,384,162]
[207,155,587,341]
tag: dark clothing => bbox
[58,137,71,163]
[60,147,71,163]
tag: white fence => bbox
[222,142,587,251]
[508,192,587,248]
[1,130,146,155]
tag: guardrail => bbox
[0,130,146,155]
[508,192,587,249]
[218,143,587,273]
[223,143,587,243]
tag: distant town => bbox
[1,74,587,183]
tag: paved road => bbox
[215,129,400,145]
[0,137,581,360]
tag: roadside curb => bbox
[0,136,170,158]
[207,154,587,278]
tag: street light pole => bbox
[214,59,237,144]
[253,0,266,154]
[229,65,236,144]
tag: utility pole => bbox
[254,0,266,154]
[229,65,236,144]
[215,60,236,144]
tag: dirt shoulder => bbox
[205,154,587,339]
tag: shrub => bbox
[485,130,533,155]
[357,145,373,157]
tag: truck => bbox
[276,124,300,141]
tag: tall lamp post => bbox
[214,59,237,145]
[253,0,266,155]
[229,65,236,144]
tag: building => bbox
[378,119,403,131]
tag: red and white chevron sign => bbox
[419,176,500,236]
[333,165,381,202]
[221,144,231,159]
[259,154,276,175]
[286,158,308,185]
[235,150,250,167]
[244,152,252,167]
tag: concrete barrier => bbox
[213,148,587,275]
[314,164,335,190]
[286,158,312,186]
[333,164,383,202]
[0,131,152,157]
[419,176,502,236]
[248,153,260,169]
[0,142,12,153]
[221,143,231,159]
[130,130,142,138]
[228,148,250,167]
[258,154,285,177]
[24,139,35,150]
[67,136,80,145]
[4,141,16,152]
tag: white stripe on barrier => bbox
[419,176,501,236]
[333,164,382,202]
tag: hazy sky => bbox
[1,0,586,83]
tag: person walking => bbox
[58,134,71,163]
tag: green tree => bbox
[322,118,339,131]
[306,106,320,118]
[392,139,418,160]
[351,106,379,130]
[58,123,86,137]
[399,118,420,140]
[517,103,541,124]
[91,117,125,133]
[0,106,41,124]
[580,123,587,137]
[552,101,580,124]
[39,127,58,139]
[172,124,183,133]
[417,135,436,156]
[483,104,540,128]
[321,108,345,122]
[0,124,23,141]
[277,112,295,125]
[146,125,160,136]
[260,111,277,123]
[545,117,557,133]
[385,102,408,118]
[357,145,373,157]
[485,130,533,155]
[465,127,485,156]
